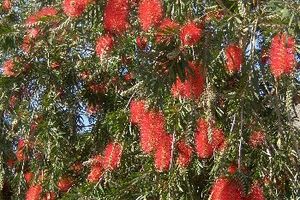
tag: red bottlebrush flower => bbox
[210,177,245,200]
[87,164,104,183]
[249,131,265,148]
[194,119,225,159]
[269,33,296,78]
[22,35,32,54]
[2,0,11,12]
[136,36,148,49]
[139,110,166,154]
[26,185,42,200]
[71,162,83,173]
[180,21,203,46]
[103,0,129,34]
[2,59,15,77]
[102,142,123,171]
[225,44,243,73]
[171,62,205,99]
[129,99,146,124]
[245,183,265,200]
[227,163,238,174]
[24,171,34,184]
[156,18,179,44]
[62,0,90,18]
[42,192,56,200]
[138,0,163,31]
[25,6,58,26]
[27,28,40,38]
[9,95,18,109]
[176,140,192,168]
[57,177,73,192]
[95,34,114,59]
[154,133,172,172]
[16,139,28,161]
[124,72,133,81]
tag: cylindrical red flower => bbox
[210,177,245,200]
[225,44,243,73]
[24,171,34,184]
[2,59,15,77]
[95,34,114,59]
[87,164,104,183]
[103,0,129,34]
[57,177,73,192]
[2,0,11,12]
[138,0,163,31]
[62,0,90,18]
[25,6,58,26]
[102,142,123,170]
[139,110,166,154]
[176,140,192,168]
[180,21,203,46]
[194,119,225,159]
[26,185,42,200]
[129,99,146,124]
[269,33,296,78]
[154,133,172,172]
[171,62,205,99]
[249,131,265,149]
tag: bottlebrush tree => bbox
[0,0,299,199]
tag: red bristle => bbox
[210,177,245,200]
[245,183,265,200]
[87,164,104,183]
[180,21,203,46]
[2,0,12,12]
[103,0,129,34]
[102,142,123,171]
[225,44,243,73]
[176,139,192,168]
[57,177,73,192]
[25,185,42,200]
[24,171,34,184]
[194,119,213,159]
[129,99,146,124]
[269,33,296,78]
[154,133,172,172]
[95,34,114,59]
[62,0,90,18]
[2,59,15,77]
[138,0,163,31]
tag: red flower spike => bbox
[154,133,172,172]
[2,59,15,77]
[2,0,11,12]
[24,171,34,184]
[194,118,225,159]
[245,183,265,200]
[180,21,203,46]
[227,163,238,174]
[25,7,58,26]
[139,110,166,154]
[269,33,296,78]
[102,142,123,171]
[136,36,148,49]
[249,131,266,148]
[103,0,130,34]
[87,164,104,183]
[129,99,146,124]
[171,62,205,99]
[156,18,179,44]
[62,0,91,18]
[57,177,73,192]
[225,44,243,73]
[26,185,42,200]
[138,0,163,31]
[95,34,114,59]
[176,140,192,168]
[210,177,245,200]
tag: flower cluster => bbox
[87,142,123,183]
[171,62,205,99]
[138,0,163,31]
[104,0,129,34]
[180,21,203,46]
[194,118,225,159]
[95,34,115,59]
[225,44,243,73]
[210,177,245,200]
[269,33,296,78]
[129,100,172,171]
[25,185,42,200]
[62,0,91,18]
[176,140,193,168]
